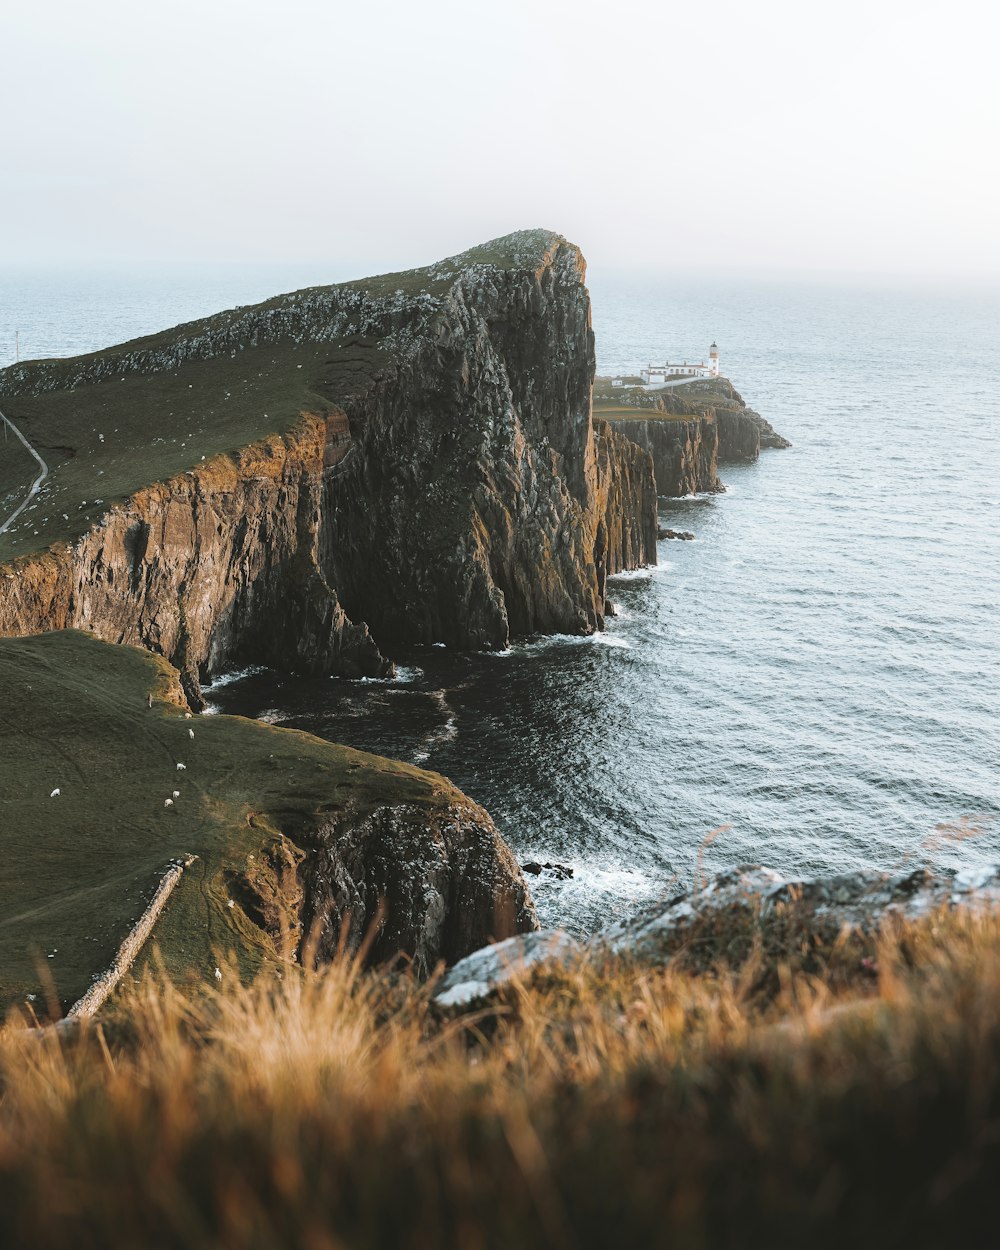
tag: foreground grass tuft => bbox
[2,906,1000,1248]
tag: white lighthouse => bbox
[639,342,721,387]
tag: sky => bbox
[1,0,998,282]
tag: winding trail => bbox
[0,409,49,535]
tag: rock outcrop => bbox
[602,416,723,497]
[0,415,391,704]
[602,864,1000,960]
[0,231,656,693]
[434,863,1000,1004]
[301,800,537,976]
[598,376,788,497]
[593,420,659,583]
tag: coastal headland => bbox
[3,234,999,1246]
[0,229,661,1007]
[594,373,791,496]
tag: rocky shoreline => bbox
[436,862,1000,1006]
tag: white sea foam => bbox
[203,664,268,691]
[411,694,459,765]
[257,708,286,724]
[591,632,632,649]
[393,665,424,684]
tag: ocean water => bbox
[3,263,999,934]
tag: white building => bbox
[640,342,720,386]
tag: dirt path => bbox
[0,410,49,534]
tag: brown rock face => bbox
[0,415,391,700]
[319,237,656,649]
[604,417,724,497]
[0,231,656,690]
[593,420,659,583]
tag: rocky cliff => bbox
[596,376,788,497]
[599,416,723,497]
[0,231,656,696]
[0,415,390,706]
[593,420,659,586]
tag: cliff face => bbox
[0,231,655,690]
[0,414,389,703]
[598,376,788,497]
[316,239,657,650]
[301,799,536,975]
[601,417,723,498]
[594,420,660,579]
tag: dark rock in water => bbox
[658,528,695,541]
[748,408,792,449]
[603,598,619,618]
[521,861,574,880]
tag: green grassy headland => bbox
[0,630,460,1014]
[592,373,742,423]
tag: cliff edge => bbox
[0,231,656,697]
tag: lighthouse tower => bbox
[708,342,720,377]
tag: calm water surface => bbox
[4,264,999,933]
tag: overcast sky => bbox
[2,0,997,281]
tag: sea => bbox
[2,262,998,934]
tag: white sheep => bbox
[50,788,60,798]
[176,762,186,771]
[164,798,174,807]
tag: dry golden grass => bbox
[2,906,1000,1249]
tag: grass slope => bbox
[0,630,458,1014]
[0,339,368,562]
[593,374,744,421]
